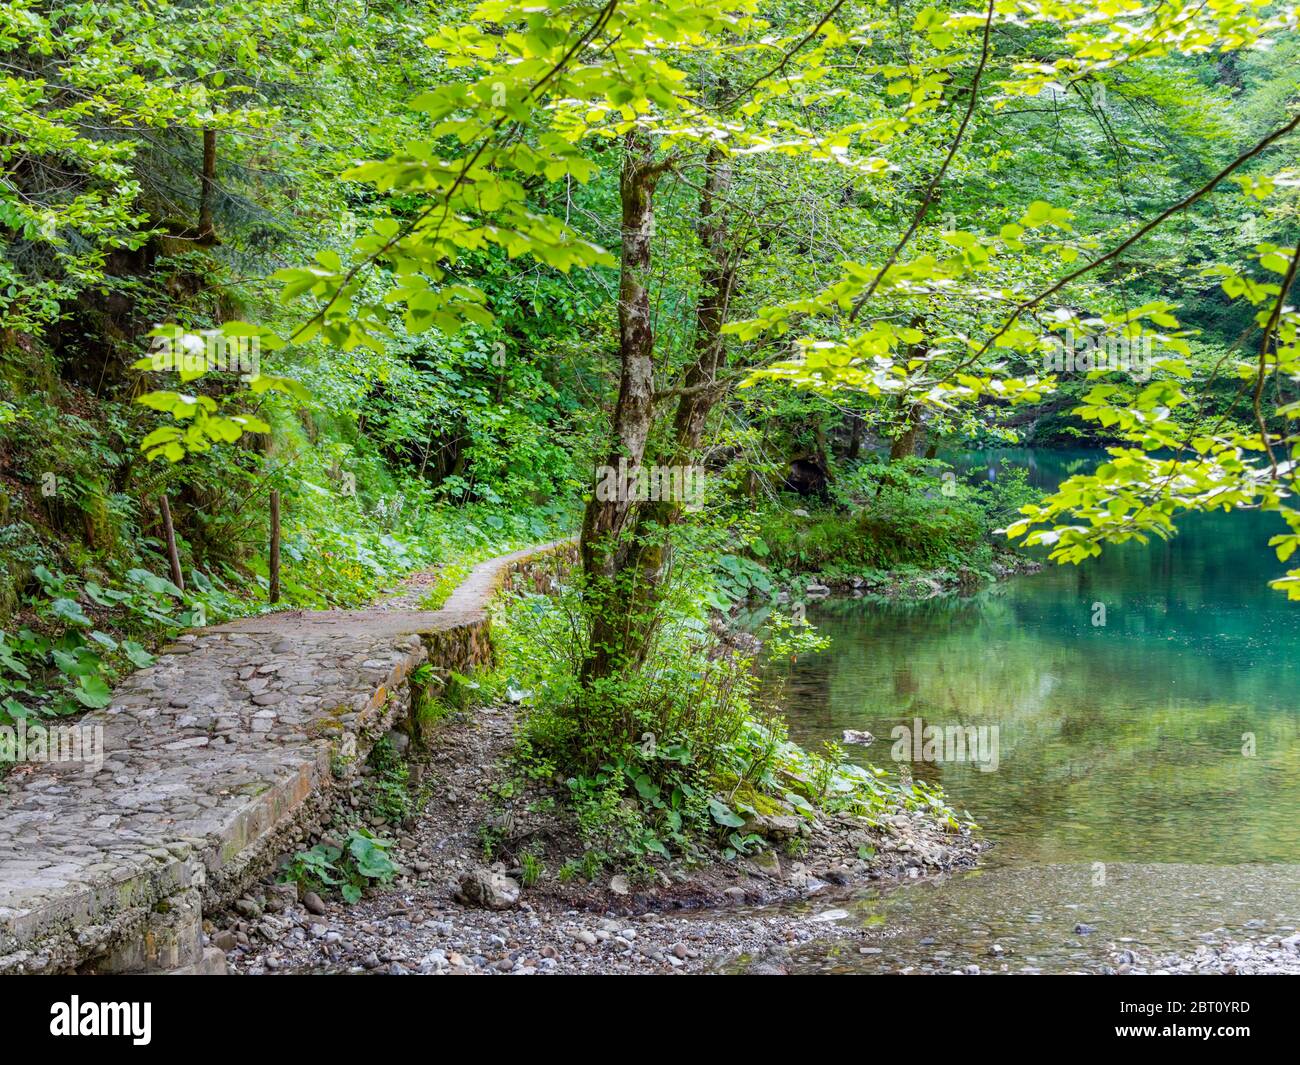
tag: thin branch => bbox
[715,0,849,110]
[848,0,997,322]
[281,0,621,347]
[945,106,1300,379]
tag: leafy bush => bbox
[362,735,412,825]
[0,562,231,722]
[754,459,990,574]
[710,552,774,605]
[976,466,1043,530]
[496,571,967,869]
[280,828,398,904]
[717,457,1042,593]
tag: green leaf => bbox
[633,773,660,801]
[122,640,156,669]
[89,630,119,652]
[127,569,183,598]
[72,674,112,708]
[708,798,746,829]
[49,598,92,627]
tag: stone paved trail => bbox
[0,541,569,974]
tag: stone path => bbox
[0,540,570,974]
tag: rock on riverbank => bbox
[759,551,1042,607]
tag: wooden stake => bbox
[160,493,184,593]
[269,489,281,604]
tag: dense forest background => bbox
[2,0,1298,723]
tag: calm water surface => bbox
[763,449,1300,972]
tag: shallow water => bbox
[762,449,1300,972]
[776,863,1300,974]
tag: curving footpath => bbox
[0,540,572,974]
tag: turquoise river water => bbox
[763,449,1300,973]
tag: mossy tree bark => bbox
[579,141,736,682]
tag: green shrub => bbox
[724,457,1042,590]
[0,562,234,723]
[363,734,411,825]
[496,569,970,867]
[755,461,989,573]
[976,466,1042,529]
[279,828,398,904]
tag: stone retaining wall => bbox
[0,540,573,974]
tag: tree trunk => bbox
[159,493,184,593]
[579,142,735,682]
[847,412,864,461]
[269,489,281,604]
[812,415,831,475]
[579,132,665,680]
[889,401,923,461]
[889,319,929,461]
[197,129,218,245]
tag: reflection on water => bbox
[753,449,1300,970]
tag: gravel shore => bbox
[1110,934,1300,975]
[211,684,981,975]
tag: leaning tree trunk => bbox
[579,131,664,681]
[579,142,735,682]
